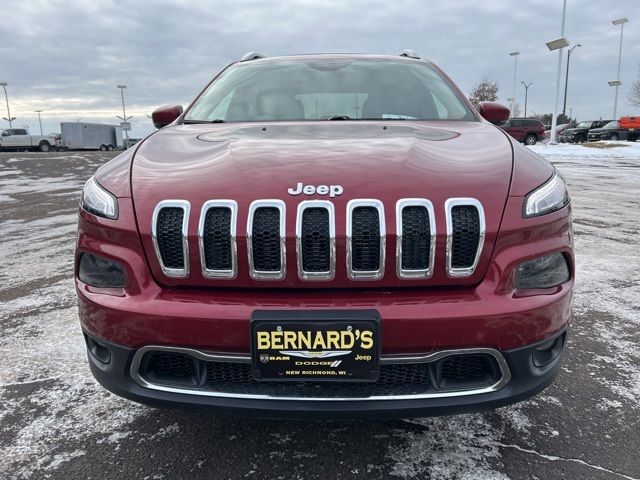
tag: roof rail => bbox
[240,52,266,62]
[399,49,420,59]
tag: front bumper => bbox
[85,330,566,419]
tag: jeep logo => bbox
[287,182,343,198]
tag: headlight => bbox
[515,253,570,289]
[523,172,569,218]
[78,253,125,288]
[81,176,118,219]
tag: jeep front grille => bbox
[152,200,190,278]
[151,197,486,281]
[445,198,486,277]
[296,200,336,281]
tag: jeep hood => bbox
[130,121,516,288]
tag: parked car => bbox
[499,118,545,145]
[75,51,573,419]
[0,128,57,152]
[544,123,570,140]
[618,116,640,142]
[559,120,612,143]
[587,121,635,141]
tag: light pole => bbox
[35,110,43,135]
[521,82,533,117]
[562,44,581,117]
[546,0,569,144]
[610,18,628,120]
[1,82,16,127]
[116,84,133,148]
[509,51,520,115]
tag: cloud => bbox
[1,0,638,136]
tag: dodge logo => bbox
[287,182,343,198]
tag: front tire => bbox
[524,134,538,145]
[107,144,114,151]
[609,133,619,141]
[575,133,587,143]
[39,141,50,152]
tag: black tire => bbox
[99,144,107,151]
[39,141,50,152]
[575,133,587,143]
[107,144,114,151]
[524,134,537,145]
[610,133,619,141]
[628,134,637,142]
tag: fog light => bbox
[78,253,125,288]
[515,253,570,289]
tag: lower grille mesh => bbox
[156,207,185,269]
[401,206,431,270]
[451,205,480,269]
[251,207,281,271]
[351,206,381,271]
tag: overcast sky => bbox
[1,0,638,137]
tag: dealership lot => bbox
[1,144,639,479]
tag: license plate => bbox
[250,310,380,382]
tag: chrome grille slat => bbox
[152,200,190,278]
[247,200,286,280]
[296,200,336,281]
[445,198,486,277]
[396,199,436,279]
[198,200,238,279]
[346,199,385,280]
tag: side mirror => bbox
[477,101,510,124]
[151,105,183,129]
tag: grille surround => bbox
[395,199,436,279]
[346,199,386,280]
[445,198,486,277]
[152,200,191,278]
[130,345,511,401]
[247,200,286,280]
[296,200,336,281]
[198,200,238,279]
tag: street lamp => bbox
[116,84,133,149]
[509,51,520,113]
[521,82,533,117]
[610,17,628,120]
[562,44,581,117]
[546,0,569,144]
[34,110,43,135]
[1,82,16,127]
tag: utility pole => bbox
[521,82,533,117]
[562,44,581,116]
[548,0,568,144]
[1,82,16,127]
[116,85,133,149]
[611,18,628,120]
[35,110,44,135]
[509,51,520,115]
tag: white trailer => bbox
[60,122,123,151]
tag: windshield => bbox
[185,59,475,123]
[576,122,592,128]
[603,121,618,129]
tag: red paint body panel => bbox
[78,55,574,403]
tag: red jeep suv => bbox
[500,118,546,145]
[75,52,573,419]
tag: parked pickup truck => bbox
[0,128,57,152]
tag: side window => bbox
[526,120,538,127]
[511,120,524,127]
[15,129,28,136]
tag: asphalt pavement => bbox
[1,145,639,479]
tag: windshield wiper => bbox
[327,115,352,121]
[183,119,226,124]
